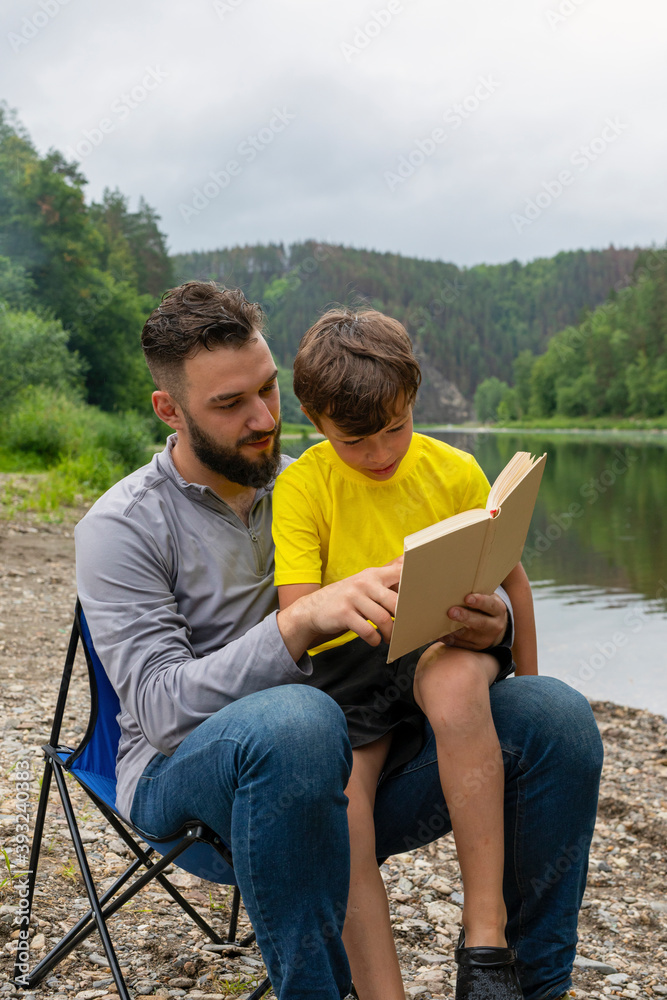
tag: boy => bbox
[273,309,537,1000]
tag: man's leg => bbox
[373,676,603,1000]
[130,684,353,1000]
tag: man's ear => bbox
[152,390,183,430]
[300,405,321,431]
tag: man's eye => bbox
[260,382,277,395]
[220,399,241,410]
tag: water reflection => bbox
[430,429,667,613]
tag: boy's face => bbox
[316,402,413,481]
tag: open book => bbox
[387,451,547,662]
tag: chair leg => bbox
[88,796,227,944]
[23,853,149,986]
[246,976,272,1000]
[227,886,241,942]
[50,763,132,1000]
[13,757,53,988]
[17,759,260,994]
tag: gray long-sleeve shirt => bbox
[75,436,313,818]
[76,434,514,821]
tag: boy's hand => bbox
[441,592,509,650]
[277,559,402,661]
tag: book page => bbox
[487,452,545,510]
[473,453,546,594]
[403,506,487,548]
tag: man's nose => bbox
[247,395,276,430]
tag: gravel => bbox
[1,512,666,998]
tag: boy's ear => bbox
[300,405,321,431]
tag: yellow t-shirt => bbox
[273,433,491,652]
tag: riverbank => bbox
[415,424,667,439]
[0,514,666,999]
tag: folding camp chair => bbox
[14,600,271,1000]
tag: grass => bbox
[280,421,317,437]
[1,389,157,519]
[491,415,667,432]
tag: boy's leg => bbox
[413,644,507,948]
[130,684,353,1000]
[343,734,405,1000]
[372,676,603,1000]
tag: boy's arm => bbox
[278,583,320,610]
[277,564,400,661]
[501,563,538,675]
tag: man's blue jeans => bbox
[130,677,603,1000]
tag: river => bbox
[283,428,667,717]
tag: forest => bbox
[0,104,172,507]
[172,242,643,404]
[1,101,665,513]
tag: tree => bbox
[474,377,510,422]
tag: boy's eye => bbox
[388,423,406,434]
[342,437,364,446]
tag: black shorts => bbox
[308,637,514,776]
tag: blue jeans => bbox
[130,677,603,1000]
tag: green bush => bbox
[93,410,155,470]
[37,450,126,509]
[6,391,86,463]
[6,388,154,469]
[3,389,155,511]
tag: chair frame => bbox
[14,601,271,1000]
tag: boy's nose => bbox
[365,440,392,465]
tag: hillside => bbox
[172,242,640,421]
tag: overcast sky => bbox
[2,0,666,267]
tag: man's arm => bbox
[76,508,315,757]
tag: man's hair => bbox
[293,308,421,436]
[141,281,264,398]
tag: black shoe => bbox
[454,929,524,999]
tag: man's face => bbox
[176,334,282,488]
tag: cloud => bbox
[1,0,665,265]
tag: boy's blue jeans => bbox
[130,677,603,1000]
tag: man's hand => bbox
[277,560,402,662]
[441,592,509,651]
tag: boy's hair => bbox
[293,309,421,436]
[141,281,264,399]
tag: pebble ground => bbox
[0,514,666,999]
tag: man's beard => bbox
[183,412,282,488]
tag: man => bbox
[76,281,603,1000]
